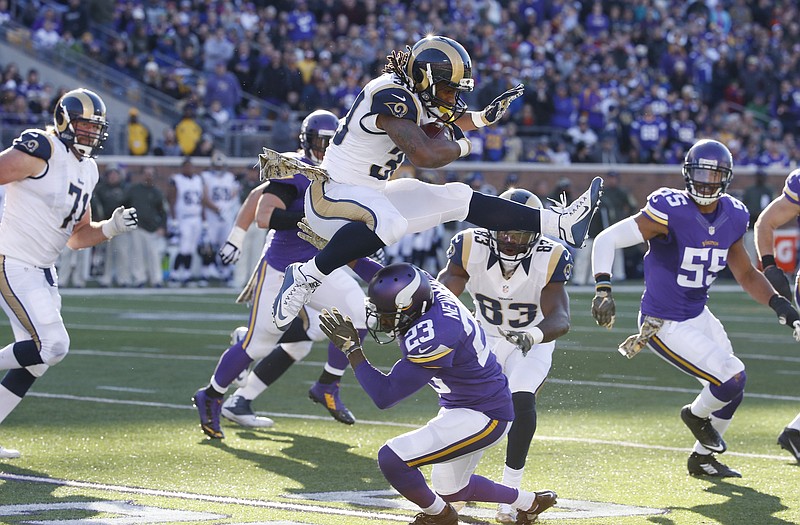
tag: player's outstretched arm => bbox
[755,195,798,300]
[320,307,434,409]
[69,205,138,249]
[457,83,525,131]
[591,215,652,328]
[729,238,800,341]
[219,181,266,265]
[537,282,571,341]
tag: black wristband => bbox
[761,255,776,268]
[594,273,612,292]
[269,209,304,230]
[595,273,611,284]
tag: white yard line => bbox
[23,391,795,461]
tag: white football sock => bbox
[690,385,726,418]
[788,413,800,430]
[300,257,326,280]
[502,464,524,489]
[235,374,268,401]
[421,496,446,515]
[538,209,559,238]
[0,343,23,371]
[0,385,23,425]
[512,490,535,511]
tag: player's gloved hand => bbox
[472,83,524,128]
[219,226,246,265]
[618,315,664,359]
[769,294,800,342]
[763,262,792,300]
[591,274,615,329]
[297,218,329,250]
[320,307,362,356]
[101,206,138,238]
[498,327,536,357]
[450,123,472,158]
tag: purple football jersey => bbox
[397,278,514,421]
[639,188,749,321]
[265,159,319,272]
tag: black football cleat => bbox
[516,490,557,524]
[687,452,741,478]
[777,427,800,463]
[409,503,458,524]
[681,405,726,453]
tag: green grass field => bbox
[0,285,798,525]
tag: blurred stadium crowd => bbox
[0,0,799,166]
[0,0,799,287]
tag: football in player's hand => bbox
[420,122,453,141]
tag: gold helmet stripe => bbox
[423,39,465,83]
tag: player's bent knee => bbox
[718,355,746,384]
[379,216,409,246]
[711,370,746,402]
[377,444,416,481]
[39,331,70,366]
[281,341,312,361]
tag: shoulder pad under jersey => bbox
[371,84,420,122]
[12,129,53,161]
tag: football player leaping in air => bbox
[591,139,800,477]
[437,189,572,524]
[192,110,371,439]
[0,88,138,459]
[754,167,800,463]
[261,35,603,333]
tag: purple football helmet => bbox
[365,263,432,344]
[489,188,543,269]
[299,109,339,165]
[682,139,733,205]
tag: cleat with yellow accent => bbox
[309,381,355,425]
[192,388,224,439]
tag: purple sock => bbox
[713,391,743,419]
[710,371,746,402]
[212,342,253,388]
[441,474,518,504]
[378,445,437,508]
[710,371,746,420]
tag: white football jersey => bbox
[201,169,240,219]
[171,173,204,219]
[0,129,99,267]
[446,228,573,339]
[321,73,437,190]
